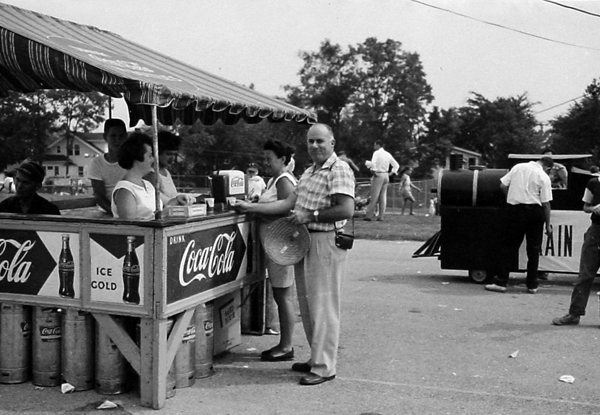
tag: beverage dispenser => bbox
[211,170,247,204]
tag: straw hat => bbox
[260,217,310,265]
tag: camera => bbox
[335,231,354,250]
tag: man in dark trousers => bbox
[0,161,60,215]
[485,156,553,294]
[553,172,600,325]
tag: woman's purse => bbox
[334,217,354,250]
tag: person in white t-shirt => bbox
[88,119,128,214]
[246,165,266,202]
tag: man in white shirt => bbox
[485,156,554,294]
[364,140,399,221]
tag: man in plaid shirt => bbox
[235,123,355,385]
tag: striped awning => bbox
[0,2,316,126]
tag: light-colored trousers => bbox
[294,231,348,377]
[365,173,389,220]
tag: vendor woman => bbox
[144,130,195,206]
[111,133,193,220]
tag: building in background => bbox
[42,132,106,189]
[445,146,482,169]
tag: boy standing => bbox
[88,119,128,214]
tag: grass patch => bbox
[353,212,440,241]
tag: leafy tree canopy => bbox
[0,90,107,172]
[285,37,433,176]
[549,79,600,162]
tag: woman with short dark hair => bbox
[112,133,192,219]
[144,131,195,205]
[256,139,298,361]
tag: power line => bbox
[409,0,600,52]
[540,0,600,18]
[535,95,584,114]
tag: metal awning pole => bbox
[152,106,161,220]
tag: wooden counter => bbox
[0,209,261,409]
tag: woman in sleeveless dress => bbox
[257,139,298,361]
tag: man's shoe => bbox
[552,314,580,326]
[538,272,549,280]
[299,373,336,386]
[527,288,538,294]
[291,362,311,373]
[261,348,294,362]
[485,284,507,293]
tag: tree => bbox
[549,79,600,161]
[413,107,457,178]
[284,40,359,133]
[348,38,433,157]
[284,37,433,174]
[0,91,57,170]
[449,93,542,167]
[45,90,108,175]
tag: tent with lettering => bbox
[0,2,316,126]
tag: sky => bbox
[3,0,600,127]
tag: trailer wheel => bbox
[468,270,489,284]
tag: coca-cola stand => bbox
[0,3,315,409]
[0,210,262,409]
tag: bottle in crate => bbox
[61,309,94,391]
[0,303,32,384]
[32,307,62,386]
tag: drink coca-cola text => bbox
[178,232,237,286]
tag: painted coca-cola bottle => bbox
[122,236,140,305]
[58,234,75,298]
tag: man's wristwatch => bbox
[313,210,319,223]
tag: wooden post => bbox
[151,105,161,220]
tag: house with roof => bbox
[42,132,105,185]
[445,145,482,169]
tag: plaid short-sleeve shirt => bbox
[294,154,355,231]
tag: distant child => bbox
[246,165,266,202]
[399,166,422,215]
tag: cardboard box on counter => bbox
[164,204,207,218]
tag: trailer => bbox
[413,154,594,283]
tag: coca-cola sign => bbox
[0,230,55,295]
[166,224,247,303]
